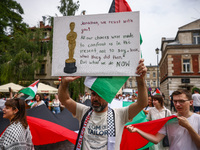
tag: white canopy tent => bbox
[0,83,24,92]
[37,83,58,94]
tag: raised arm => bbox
[58,76,80,116]
[128,59,148,120]
[126,125,165,144]
[178,116,200,148]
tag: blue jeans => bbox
[194,106,200,113]
[53,107,60,114]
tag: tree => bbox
[57,0,84,101]
[58,0,80,16]
[192,87,200,94]
[0,0,27,45]
[0,29,50,85]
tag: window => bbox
[43,32,48,39]
[153,72,156,77]
[147,72,150,78]
[40,64,46,74]
[147,81,150,87]
[193,33,200,44]
[135,81,137,86]
[183,59,190,72]
[153,81,156,86]
[40,42,47,55]
[129,80,132,88]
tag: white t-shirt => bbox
[192,93,200,106]
[147,107,171,121]
[52,99,60,107]
[74,103,130,150]
[147,107,171,150]
[159,113,200,150]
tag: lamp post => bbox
[155,48,159,88]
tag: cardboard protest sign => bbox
[52,11,140,76]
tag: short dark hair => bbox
[152,95,164,107]
[172,89,192,100]
[5,98,28,129]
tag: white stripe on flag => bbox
[84,77,97,89]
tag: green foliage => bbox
[0,28,51,85]
[192,87,200,94]
[0,0,27,45]
[69,77,85,101]
[58,0,80,16]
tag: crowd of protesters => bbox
[1,84,200,149]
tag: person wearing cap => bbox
[127,89,200,150]
[58,59,147,150]
[43,94,50,108]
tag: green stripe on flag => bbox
[140,34,143,45]
[19,88,36,98]
[123,101,148,125]
[91,76,129,103]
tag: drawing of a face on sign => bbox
[64,22,77,73]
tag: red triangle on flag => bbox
[29,80,39,87]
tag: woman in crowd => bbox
[0,98,34,149]
[146,94,171,150]
[52,94,61,114]
[31,94,45,108]
[143,95,154,115]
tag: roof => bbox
[179,19,200,30]
[0,83,24,92]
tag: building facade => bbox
[123,65,159,93]
[32,21,59,87]
[159,19,200,98]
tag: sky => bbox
[16,0,200,66]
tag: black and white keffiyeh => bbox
[74,107,116,150]
[0,122,34,150]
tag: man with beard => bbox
[58,59,148,150]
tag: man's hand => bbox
[177,116,191,129]
[58,76,80,116]
[61,76,80,86]
[136,59,147,79]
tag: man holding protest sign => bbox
[58,58,148,150]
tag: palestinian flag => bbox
[152,88,162,96]
[109,101,158,149]
[19,80,39,100]
[27,100,36,107]
[110,101,153,148]
[109,0,143,44]
[84,76,129,103]
[27,105,79,147]
[0,105,79,148]
[110,101,148,124]
[120,115,177,149]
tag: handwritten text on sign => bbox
[52,12,140,76]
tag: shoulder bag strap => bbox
[74,107,92,150]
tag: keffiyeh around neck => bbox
[0,122,34,150]
[75,107,116,150]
